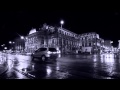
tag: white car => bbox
[31,47,61,62]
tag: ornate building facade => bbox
[13,38,25,53]
[103,40,113,53]
[25,24,81,54]
[79,32,102,54]
[24,24,109,54]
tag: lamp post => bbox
[60,20,64,29]
[60,20,65,54]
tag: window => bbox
[67,33,68,36]
[81,38,83,41]
[38,48,47,51]
[85,42,87,47]
[52,39,54,44]
[41,37,44,44]
[89,43,91,47]
[49,48,57,52]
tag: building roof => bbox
[29,28,37,35]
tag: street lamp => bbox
[1,44,5,47]
[21,36,24,39]
[60,20,64,28]
[4,47,7,50]
[9,41,12,44]
[16,32,25,40]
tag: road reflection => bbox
[1,53,120,79]
[46,66,52,76]
[92,53,117,78]
[0,53,7,64]
[0,53,32,79]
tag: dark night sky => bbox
[0,10,120,47]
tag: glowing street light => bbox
[60,20,64,25]
[4,47,7,50]
[21,36,24,39]
[60,20,64,28]
[9,41,12,44]
[16,32,25,40]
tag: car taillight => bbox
[47,51,52,54]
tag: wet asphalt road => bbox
[1,53,120,79]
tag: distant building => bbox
[113,47,118,53]
[79,32,101,54]
[25,24,81,54]
[24,24,113,54]
[13,38,25,53]
[99,38,105,53]
[103,40,113,53]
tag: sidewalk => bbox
[0,53,8,76]
[0,63,8,76]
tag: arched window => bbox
[89,43,91,47]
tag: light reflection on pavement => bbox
[1,53,120,79]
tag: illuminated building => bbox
[79,32,102,54]
[13,38,25,53]
[24,24,112,54]
[25,24,81,54]
[103,40,113,53]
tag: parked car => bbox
[31,47,61,62]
